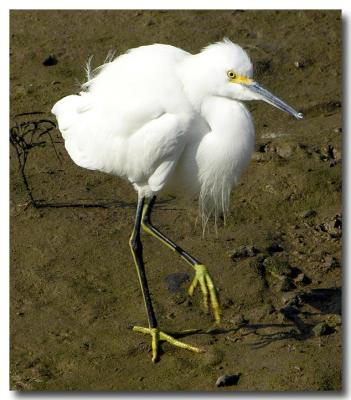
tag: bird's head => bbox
[185,38,303,120]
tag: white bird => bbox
[52,38,303,362]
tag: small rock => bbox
[312,322,333,337]
[319,215,342,238]
[301,209,317,219]
[216,373,241,387]
[164,272,189,293]
[276,143,293,159]
[294,272,311,285]
[333,127,342,133]
[42,54,58,66]
[230,245,259,260]
[294,60,305,68]
[331,147,341,162]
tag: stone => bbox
[294,272,311,285]
[276,143,294,159]
[294,60,305,68]
[301,209,317,218]
[43,54,58,66]
[312,322,333,336]
[216,373,241,387]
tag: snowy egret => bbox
[52,39,303,362]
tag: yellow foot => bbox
[188,264,221,323]
[132,326,203,363]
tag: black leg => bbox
[130,196,203,362]
[129,196,157,329]
[141,195,221,323]
[142,195,200,267]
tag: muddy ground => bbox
[10,10,342,391]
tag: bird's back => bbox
[52,44,193,182]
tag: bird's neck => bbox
[178,53,215,112]
[200,96,253,138]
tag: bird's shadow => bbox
[167,287,341,349]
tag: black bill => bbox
[247,82,304,120]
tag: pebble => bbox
[294,272,310,285]
[319,215,342,239]
[333,127,342,133]
[42,54,58,66]
[276,143,293,159]
[312,322,333,337]
[331,147,341,162]
[301,209,317,219]
[216,373,241,387]
[294,60,305,68]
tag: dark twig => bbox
[10,113,179,211]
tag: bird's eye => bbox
[227,70,237,79]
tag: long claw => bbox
[133,326,203,362]
[187,264,221,323]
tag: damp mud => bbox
[10,10,342,391]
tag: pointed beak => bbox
[245,81,304,120]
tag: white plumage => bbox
[52,39,303,362]
[52,39,302,222]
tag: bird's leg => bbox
[130,195,202,362]
[141,195,221,323]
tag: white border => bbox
[2,1,350,400]
[3,0,350,10]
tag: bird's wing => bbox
[126,112,187,193]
